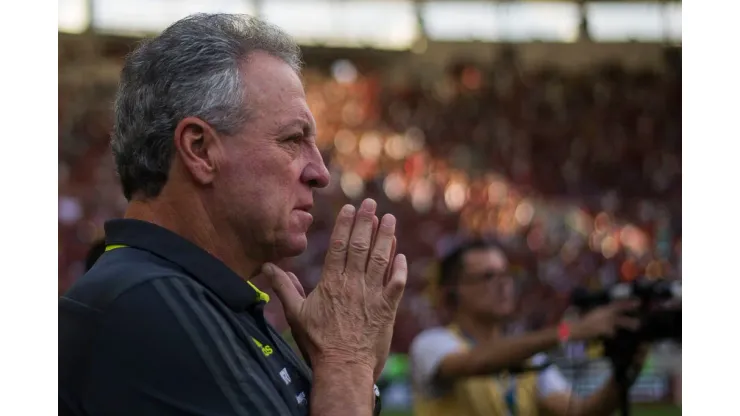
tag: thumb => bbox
[384,254,407,307]
[263,263,304,317]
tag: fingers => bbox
[613,299,640,312]
[287,272,306,299]
[324,204,356,275]
[264,263,305,318]
[365,215,380,269]
[384,253,407,305]
[616,316,641,332]
[611,300,640,333]
[346,199,378,274]
[366,214,397,287]
[384,237,397,286]
[370,216,380,249]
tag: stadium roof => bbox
[59,0,681,46]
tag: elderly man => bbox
[59,14,406,416]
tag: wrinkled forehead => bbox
[239,51,309,116]
[461,247,508,274]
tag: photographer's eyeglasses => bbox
[460,270,516,285]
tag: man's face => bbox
[213,52,330,260]
[455,247,517,320]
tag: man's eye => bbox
[286,134,303,142]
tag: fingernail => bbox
[382,214,396,227]
[262,263,274,276]
[362,199,376,211]
[341,204,356,216]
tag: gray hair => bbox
[112,13,302,200]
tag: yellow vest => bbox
[413,325,539,416]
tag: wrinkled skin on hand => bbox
[263,199,407,381]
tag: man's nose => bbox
[301,145,331,188]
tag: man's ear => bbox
[173,117,223,186]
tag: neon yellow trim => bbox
[252,337,273,356]
[105,244,128,252]
[248,281,270,303]
[105,244,269,303]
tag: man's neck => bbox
[124,195,261,281]
[454,312,505,344]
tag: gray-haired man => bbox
[59,14,405,416]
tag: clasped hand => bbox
[262,199,407,381]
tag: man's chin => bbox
[482,308,515,322]
[494,308,515,318]
[275,234,308,258]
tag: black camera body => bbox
[570,278,681,416]
[571,278,681,342]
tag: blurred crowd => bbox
[58,50,681,354]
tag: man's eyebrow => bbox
[277,118,315,135]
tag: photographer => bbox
[409,239,647,416]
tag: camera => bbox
[571,278,682,342]
[570,278,681,416]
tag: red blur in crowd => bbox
[59,55,681,353]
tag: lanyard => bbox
[459,330,518,416]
